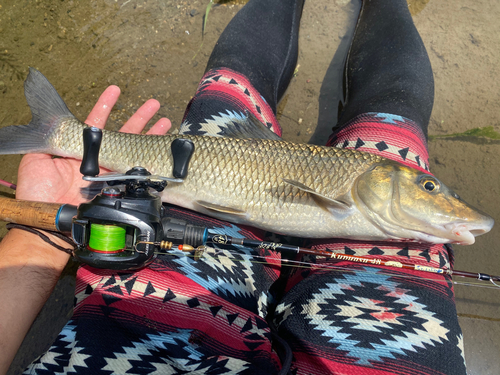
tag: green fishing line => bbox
[88,224,126,252]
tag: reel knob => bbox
[80,127,102,177]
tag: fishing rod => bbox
[203,234,500,285]
[0,127,498,286]
[149,245,500,290]
[3,190,499,287]
[138,233,500,287]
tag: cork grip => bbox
[0,198,62,231]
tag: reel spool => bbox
[72,187,163,270]
[88,224,126,253]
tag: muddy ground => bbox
[1,0,499,373]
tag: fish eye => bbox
[420,178,440,193]
[424,181,435,191]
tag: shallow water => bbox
[1,0,499,373]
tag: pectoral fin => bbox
[196,200,247,215]
[282,179,352,217]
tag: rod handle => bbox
[0,197,63,231]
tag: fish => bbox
[0,68,494,245]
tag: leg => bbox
[329,0,434,172]
[273,250,467,375]
[180,0,304,137]
[171,2,306,371]
[270,2,465,374]
[339,0,434,130]
[205,0,304,112]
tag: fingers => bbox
[86,86,171,135]
[146,118,172,135]
[119,99,162,134]
[84,86,121,129]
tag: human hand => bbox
[15,86,171,206]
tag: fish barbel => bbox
[0,69,494,244]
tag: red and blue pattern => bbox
[180,68,282,138]
[328,112,431,173]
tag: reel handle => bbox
[80,126,102,177]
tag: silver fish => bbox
[0,68,494,244]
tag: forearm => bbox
[0,228,70,375]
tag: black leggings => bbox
[202,0,434,139]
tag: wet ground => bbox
[1,0,499,373]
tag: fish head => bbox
[353,162,494,245]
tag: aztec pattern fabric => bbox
[326,112,431,173]
[180,68,282,138]
[25,68,466,375]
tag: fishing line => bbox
[451,281,500,290]
[88,224,126,253]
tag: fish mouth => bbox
[443,221,494,245]
[358,196,494,245]
[380,222,492,246]
[393,218,494,246]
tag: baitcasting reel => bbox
[70,127,206,270]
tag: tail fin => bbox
[0,68,75,154]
